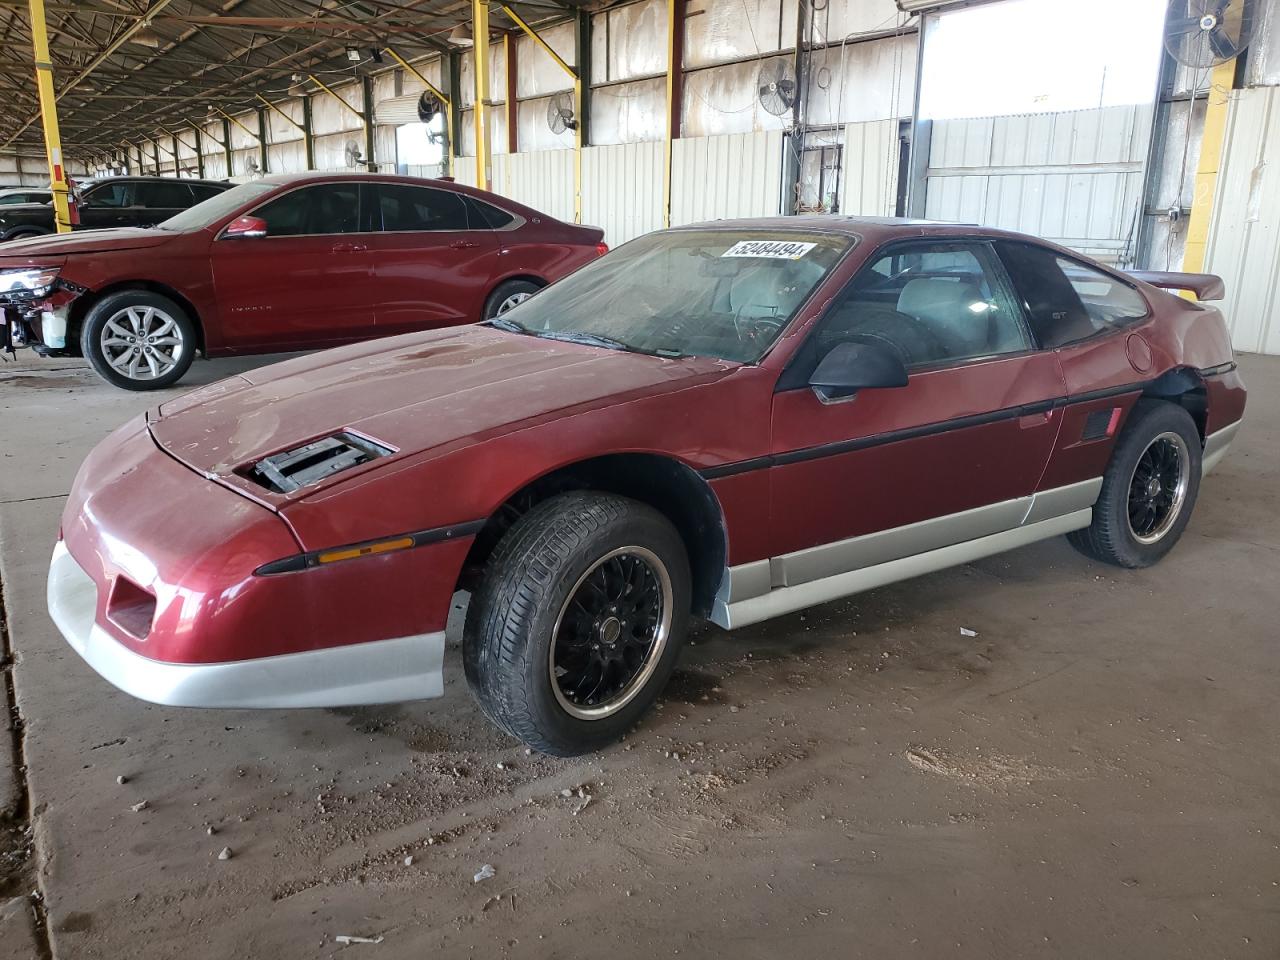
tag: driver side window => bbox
[806,240,1030,371]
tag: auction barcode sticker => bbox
[720,239,817,260]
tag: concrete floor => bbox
[0,350,1276,960]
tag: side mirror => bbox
[223,215,267,239]
[809,341,908,401]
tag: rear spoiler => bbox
[1126,270,1225,302]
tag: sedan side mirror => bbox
[223,215,268,239]
[809,340,908,401]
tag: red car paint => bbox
[54,218,1245,687]
[0,172,604,356]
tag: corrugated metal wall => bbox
[492,149,576,223]
[1204,86,1280,356]
[840,119,900,216]
[670,130,784,224]
[924,105,1151,265]
[0,151,89,186]
[582,141,665,244]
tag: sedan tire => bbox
[482,279,541,320]
[1068,399,1202,568]
[81,290,196,391]
[464,492,691,756]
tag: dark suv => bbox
[0,176,230,242]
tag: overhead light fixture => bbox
[448,23,473,47]
[129,27,164,48]
[345,45,362,62]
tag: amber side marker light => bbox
[254,519,487,576]
[316,536,415,565]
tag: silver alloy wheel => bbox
[99,304,185,382]
[548,546,674,721]
[496,291,532,315]
[1126,431,1192,545]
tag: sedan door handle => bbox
[331,242,368,253]
[449,239,481,249]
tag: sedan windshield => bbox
[493,229,852,363]
[156,181,276,232]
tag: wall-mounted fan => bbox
[416,91,443,124]
[1164,0,1256,69]
[245,155,261,176]
[757,58,798,117]
[547,92,577,135]
[345,140,365,168]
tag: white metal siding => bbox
[1204,86,1280,356]
[582,140,665,244]
[924,105,1152,264]
[670,130,784,225]
[840,119,900,216]
[491,149,576,223]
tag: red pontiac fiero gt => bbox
[49,217,1246,755]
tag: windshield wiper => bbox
[486,321,690,358]
[485,316,528,333]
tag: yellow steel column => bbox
[27,0,72,233]
[1181,59,1236,276]
[473,0,493,190]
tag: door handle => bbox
[331,242,367,253]
[449,239,480,249]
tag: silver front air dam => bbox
[47,541,446,709]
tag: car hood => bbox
[0,227,172,260]
[149,325,733,501]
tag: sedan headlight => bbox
[0,266,60,302]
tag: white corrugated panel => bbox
[581,140,664,245]
[1204,86,1280,356]
[924,105,1151,264]
[840,119,899,216]
[491,149,575,222]
[374,125,397,169]
[670,130,784,225]
[452,157,481,189]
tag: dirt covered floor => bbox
[0,351,1276,960]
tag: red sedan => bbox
[48,217,1245,755]
[0,172,605,389]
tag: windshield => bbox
[157,181,275,232]
[493,229,852,363]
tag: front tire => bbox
[81,290,196,390]
[464,492,691,756]
[1068,399,1202,568]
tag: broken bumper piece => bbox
[47,541,446,709]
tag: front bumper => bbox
[48,541,445,708]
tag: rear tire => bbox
[1068,399,1202,568]
[463,492,691,756]
[81,290,196,391]
[482,279,541,320]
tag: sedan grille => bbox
[245,433,393,494]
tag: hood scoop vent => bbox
[244,433,393,494]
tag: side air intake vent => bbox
[246,433,394,494]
